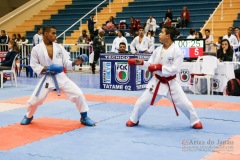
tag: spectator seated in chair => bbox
[130,16,141,36]
[0,40,18,82]
[103,16,116,33]
[117,20,128,29]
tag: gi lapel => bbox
[40,41,52,66]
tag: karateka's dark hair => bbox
[119,42,126,46]
[162,25,177,41]
[43,25,56,34]
[36,26,43,32]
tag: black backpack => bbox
[226,79,240,96]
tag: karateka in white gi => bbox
[111,30,128,53]
[20,25,95,126]
[223,27,239,50]
[144,16,157,35]
[203,29,214,52]
[130,27,154,54]
[127,25,202,129]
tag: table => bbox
[177,62,238,92]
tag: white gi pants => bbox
[25,78,89,118]
[130,81,200,126]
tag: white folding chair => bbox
[0,54,18,88]
[191,55,219,95]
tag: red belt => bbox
[150,74,179,116]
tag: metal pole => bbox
[63,33,65,44]
[96,8,97,21]
[211,14,214,37]
[80,20,82,35]
[221,2,223,20]
[109,0,111,13]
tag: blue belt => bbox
[138,51,145,54]
[35,71,61,97]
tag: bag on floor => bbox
[226,78,240,96]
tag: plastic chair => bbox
[0,54,18,88]
[191,55,219,95]
[19,54,37,77]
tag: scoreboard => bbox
[174,39,205,59]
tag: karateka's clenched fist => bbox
[47,64,63,73]
[128,58,144,66]
[148,64,162,72]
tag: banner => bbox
[100,54,152,91]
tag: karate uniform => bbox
[129,43,200,126]
[144,18,157,33]
[203,35,214,52]
[130,35,154,54]
[111,36,128,53]
[25,42,89,117]
[223,34,239,50]
[32,34,43,46]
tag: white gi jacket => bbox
[141,42,183,96]
[130,35,154,54]
[223,34,239,50]
[144,18,157,32]
[111,36,128,53]
[30,42,74,89]
[203,35,214,52]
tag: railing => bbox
[57,0,110,43]
[0,42,161,73]
[0,0,41,25]
[200,0,234,35]
[0,44,91,67]
[57,0,128,43]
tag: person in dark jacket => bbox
[217,39,233,62]
[92,29,105,74]
[0,40,19,83]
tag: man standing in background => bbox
[32,26,43,46]
[92,29,105,74]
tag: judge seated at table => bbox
[217,39,233,62]
[118,42,131,54]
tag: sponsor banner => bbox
[143,69,151,83]
[179,69,190,83]
[115,62,130,84]
[136,66,141,85]
[212,78,220,90]
[103,62,111,83]
[100,54,152,91]
[0,51,7,62]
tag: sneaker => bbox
[192,121,203,129]
[20,115,33,125]
[80,117,96,126]
[126,119,139,127]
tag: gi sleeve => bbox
[60,45,74,70]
